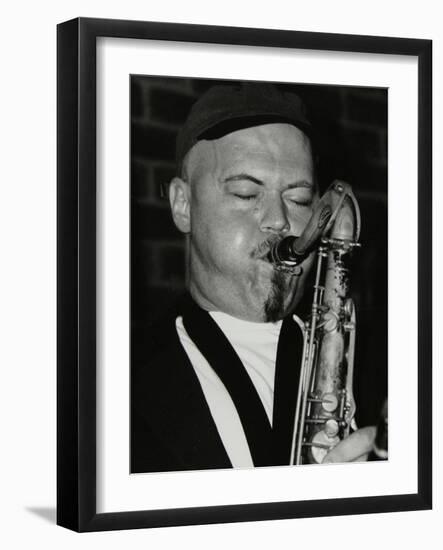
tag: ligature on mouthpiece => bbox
[267,236,308,266]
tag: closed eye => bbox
[287,198,313,207]
[285,191,314,207]
[233,193,257,201]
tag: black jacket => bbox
[131,307,232,473]
[131,296,304,473]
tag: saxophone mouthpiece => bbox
[267,236,308,266]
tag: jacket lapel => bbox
[132,314,232,472]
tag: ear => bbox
[169,177,191,233]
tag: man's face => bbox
[170,123,318,322]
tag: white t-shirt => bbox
[175,312,284,468]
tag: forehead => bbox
[186,123,313,181]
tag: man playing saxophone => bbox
[131,82,377,473]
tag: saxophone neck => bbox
[268,180,361,267]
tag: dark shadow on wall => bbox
[26,506,56,524]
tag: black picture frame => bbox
[57,17,432,532]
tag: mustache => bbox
[251,236,286,259]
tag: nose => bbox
[259,196,290,235]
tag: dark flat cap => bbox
[175,82,313,174]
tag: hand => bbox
[322,426,376,464]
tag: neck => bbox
[187,282,297,323]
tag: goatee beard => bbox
[263,269,289,322]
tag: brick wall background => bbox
[131,76,388,426]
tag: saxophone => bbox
[268,180,361,464]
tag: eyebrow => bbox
[223,174,263,185]
[223,173,313,189]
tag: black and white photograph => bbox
[54,16,432,534]
[0,1,438,546]
[130,77,388,474]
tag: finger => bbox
[322,426,376,464]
